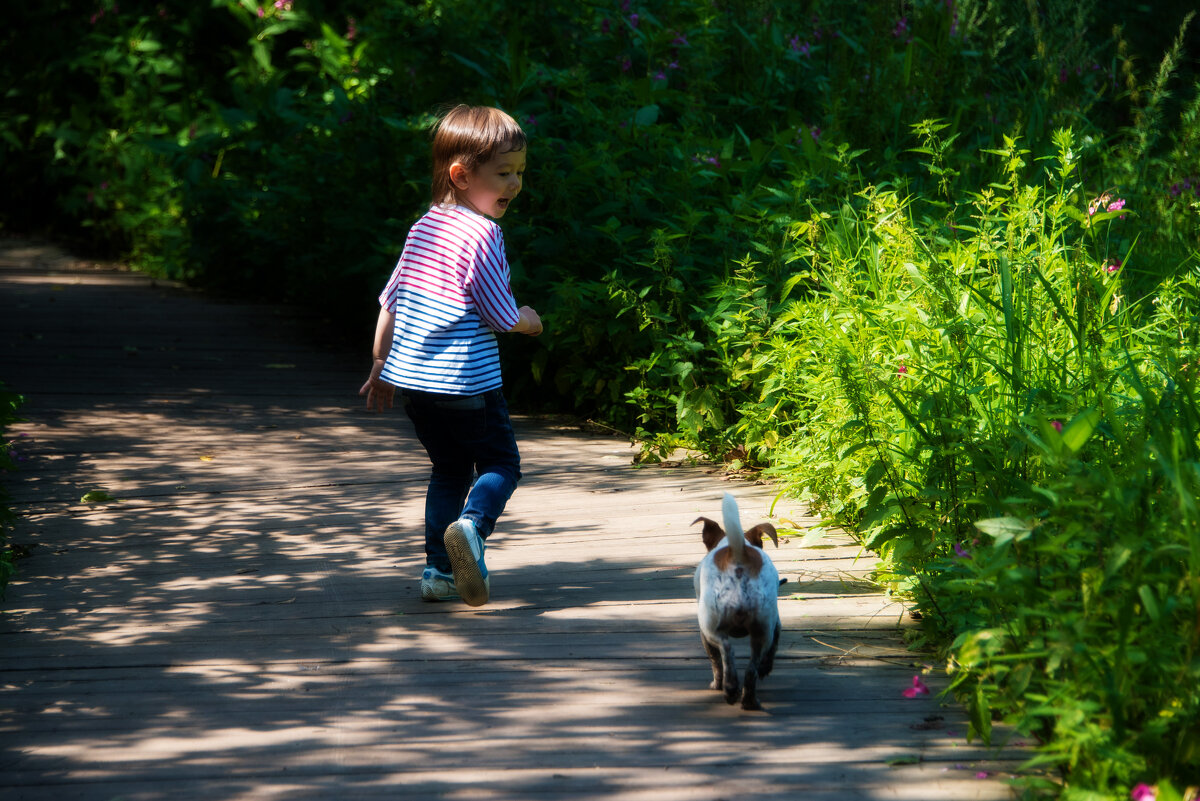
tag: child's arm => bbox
[359,307,397,411]
[509,305,543,336]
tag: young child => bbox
[359,104,543,607]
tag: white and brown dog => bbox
[693,492,781,710]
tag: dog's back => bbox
[695,494,779,637]
[693,494,782,709]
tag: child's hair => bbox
[430,105,527,205]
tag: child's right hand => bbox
[514,305,543,336]
[359,361,395,412]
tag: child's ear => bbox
[449,162,471,191]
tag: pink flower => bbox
[903,675,930,698]
[1131,784,1156,801]
[1108,198,1126,212]
[976,771,990,779]
[897,362,907,375]
[1106,260,1122,274]
[1051,420,1063,432]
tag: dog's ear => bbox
[744,523,779,549]
[693,516,725,552]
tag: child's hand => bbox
[359,361,395,412]
[514,305,543,336]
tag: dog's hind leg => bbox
[702,635,724,691]
[718,639,740,705]
[757,619,782,680]
[740,625,772,710]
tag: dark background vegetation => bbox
[3,2,1200,798]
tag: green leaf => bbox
[968,684,992,744]
[885,753,922,766]
[1137,585,1161,622]
[80,490,117,503]
[1061,409,1102,454]
[974,516,1034,546]
[633,104,660,127]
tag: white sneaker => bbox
[444,518,489,606]
[420,566,459,602]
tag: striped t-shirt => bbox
[377,204,521,395]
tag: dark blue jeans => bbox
[401,389,522,573]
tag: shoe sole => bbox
[444,523,489,607]
[420,583,459,602]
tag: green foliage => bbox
[4,1,1200,795]
[761,132,1200,793]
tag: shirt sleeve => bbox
[378,259,403,312]
[466,225,521,332]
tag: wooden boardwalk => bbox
[0,238,1024,800]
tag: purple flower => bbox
[954,542,972,560]
[893,17,908,38]
[673,32,688,46]
[629,13,639,28]
[620,57,631,73]
[653,70,666,81]
[1106,259,1122,274]
[1131,785,1156,801]
[1051,420,1063,432]
[525,115,538,128]
[601,18,610,34]
[903,675,930,698]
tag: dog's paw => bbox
[740,694,763,711]
[723,683,741,705]
[709,678,723,691]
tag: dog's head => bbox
[692,516,779,552]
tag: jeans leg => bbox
[402,389,522,565]
[460,390,521,540]
[424,468,471,572]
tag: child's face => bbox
[451,148,526,219]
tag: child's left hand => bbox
[359,361,395,412]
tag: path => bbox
[0,238,1025,800]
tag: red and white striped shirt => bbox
[378,205,521,395]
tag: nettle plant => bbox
[762,131,1200,793]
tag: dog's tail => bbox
[722,492,746,563]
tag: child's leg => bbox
[459,390,522,540]
[401,391,482,572]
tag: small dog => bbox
[693,492,781,711]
